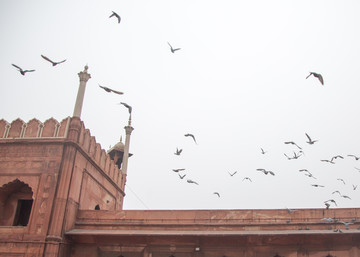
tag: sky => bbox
[1,0,360,210]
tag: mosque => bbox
[0,67,359,257]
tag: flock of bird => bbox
[9,9,358,230]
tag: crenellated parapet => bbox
[0,117,125,189]
[0,117,70,139]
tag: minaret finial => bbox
[73,65,91,118]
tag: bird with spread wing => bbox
[41,55,66,66]
[99,84,124,95]
[12,64,35,75]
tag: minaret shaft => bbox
[73,65,91,118]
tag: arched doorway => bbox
[0,179,34,226]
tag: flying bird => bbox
[213,192,220,197]
[167,42,181,53]
[332,190,342,196]
[260,148,267,154]
[286,208,297,214]
[186,179,199,185]
[41,55,66,66]
[11,64,35,75]
[178,174,186,179]
[109,11,121,23]
[284,141,302,149]
[99,84,124,95]
[242,177,252,182]
[304,173,316,179]
[311,184,324,187]
[256,168,275,176]
[284,151,302,160]
[331,155,344,162]
[119,102,132,114]
[172,168,185,173]
[325,199,337,206]
[341,195,351,200]
[299,169,310,173]
[348,154,360,160]
[305,133,318,145]
[228,171,237,177]
[321,218,335,222]
[337,178,345,185]
[321,159,335,164]
[306,72,324,85]
[339,220,354,230]
[184,133,197,144]
[353,185,358,190]
[174,148,182,156]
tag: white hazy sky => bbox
[1,0,360,210]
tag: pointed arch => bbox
[0,179,34,226]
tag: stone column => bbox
[121,119,134,175]
[73,65,91,118]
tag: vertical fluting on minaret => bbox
[121,117,134,175]
[73,65,91,118]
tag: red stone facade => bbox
[0,117,125,257]
[0,117,359,257]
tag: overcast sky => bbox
[1,0,360,210]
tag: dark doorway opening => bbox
[13,199,33,226]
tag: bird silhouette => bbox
[332,190,342,196]
[284,141,302,149]
[12,64,35,75]
[172,168,185,173]
[184,133,197,144]
[321,218,335,222]
[321,159,335,164]
[256,168,275,176]
[311,184,324,187]
[331,155,344,162]
[242,177,252,182]
[304,173,316,179]
[99,84,123,95]
[325,199,337,206]
[187,179,199,185]
[341,195,351,200]
[109,11,121,23]
[339,220,353,230]
[213,192,220,197]
[228,171,237,177]
[178,174,186,179]
[353,185,358,190]
[337,178,345,185]
[306,72,324,85]
[305,133,318,145]
[167,42,181,53]
[119,102,132,114]
[348,154,360,160]
[174,148,183,155]
[261,148,267,154]
[284,151,302,160]
[41,55,66,66]
[286,208,297,214]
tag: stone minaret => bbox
[122,116,134,175]
[73,65,91,118]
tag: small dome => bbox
[107,136,125,154]
[108,141,125,153]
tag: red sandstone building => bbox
[1,68,359,257]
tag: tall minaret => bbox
[122,115,134,175]
[73,65,91,118]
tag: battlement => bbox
[0,117,125,189]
